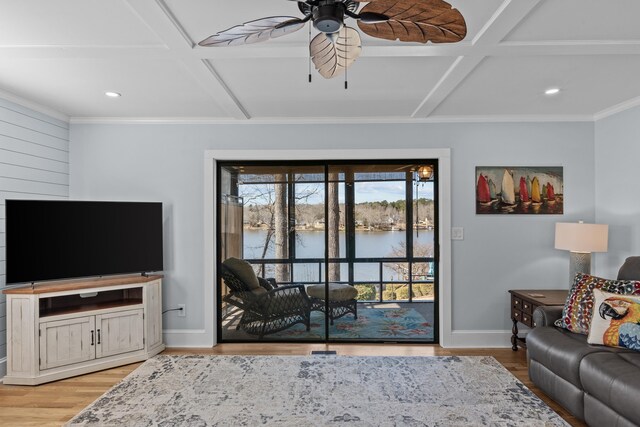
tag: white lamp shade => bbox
[555,222,608,253]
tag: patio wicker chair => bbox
[221,258,311,338]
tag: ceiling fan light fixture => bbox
[313,4,345,34]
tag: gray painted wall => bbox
[0,98,69,375]
[70,121,594,341]
[595,105,640,278]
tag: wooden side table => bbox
[509,289,567,351]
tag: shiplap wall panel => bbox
[0,107,68,141]
[0,97,69,370]
[0,122,68,152]
[0,178,68,197]
[0,163,68,185]
[0,135,68,162]
[0,98,67,129]
[0,149,69,174]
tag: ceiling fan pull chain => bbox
[344,30,348,90]
[345,66,348,90]
[308,24,312,83]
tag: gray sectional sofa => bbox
[527,257,640,426]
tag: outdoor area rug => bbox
[269,307,434,340]
[67,355,568,426]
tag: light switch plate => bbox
[451,227,464,240]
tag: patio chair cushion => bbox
[258,277,274,291]
[307,283,358,301]
[223,257,260,291]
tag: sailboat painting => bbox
[476,166,563,214]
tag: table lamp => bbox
[555,221,608,285]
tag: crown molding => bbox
[0,88,69,123]
[69,114,594,125]
[593,95,640,121]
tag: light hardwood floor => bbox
[0,344,586,427]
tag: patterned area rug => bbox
[67,355,568,426]
[269,307,433,340]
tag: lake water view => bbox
[243,229,435,282]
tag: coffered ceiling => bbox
[0,0,639,122]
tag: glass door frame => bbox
[215,159,439,344]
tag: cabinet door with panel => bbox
[95,309,144,359]
[39,316,95,370]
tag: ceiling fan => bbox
[198,0,466,79]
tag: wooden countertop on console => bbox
[3,275,164,294]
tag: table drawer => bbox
[522,300,533,314]
[511,308,523,322]
[512,308,533,327]
[512,296,523,310]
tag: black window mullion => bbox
[345,170,355,286]
[288,172,295,282]
[406,171,414,303]
[324,164,330,340]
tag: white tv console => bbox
[2,275,165,385]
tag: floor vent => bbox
[311,351,337,355]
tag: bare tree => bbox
[274,174,289,282]
[327,173,340,281]
[388,242,434,279]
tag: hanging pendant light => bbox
[417,165,434,182]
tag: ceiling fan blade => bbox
[358,12,390,23]
[198,16,305,47]
[357,0,466,44]
[345,10,389,24]
[310,26,362,79]
[275,15,312,29]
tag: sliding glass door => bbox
[216,160,438,343]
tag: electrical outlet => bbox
[177,304,186,317]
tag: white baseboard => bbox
[446,330,513,348]
[163,329,214,348]
[161,328,513,349]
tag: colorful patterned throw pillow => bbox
[554,273,640,334]
[587,289,640,350]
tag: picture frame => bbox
[476,166,563,214]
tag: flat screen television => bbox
[6,200,163,284]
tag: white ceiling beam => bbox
[493,40,640,56]
[193,43,476,59]
[124,0,249,119]
[411,0,543,118]
[4,38,639,62]
[0,46,172,60]
[3,39,639,61]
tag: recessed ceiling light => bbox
[105,91,121,98]
[544,88,560,96]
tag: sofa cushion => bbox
[223,257,260,290]
[555,273,640,334]
[587,289,640,350]
[526,327,624,389]
[581,352,640,426]
[617,256,640,280]
[584,394,639,427]
[527,358,585,420]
